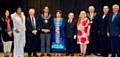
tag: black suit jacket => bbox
[26,16,39,33]
[0,17,13,41]
[98,13,109,36]
[65,18,77,38]
[107,13,120,36]
[87,13,99,36]
[0,22,1,43]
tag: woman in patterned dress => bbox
[77,11,91,57]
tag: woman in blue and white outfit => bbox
[51,10,66,56]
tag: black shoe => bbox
[103,55,108,57]
[47,54,51,56]
[71,54,74,56]
[28,55,32,57]
[33,54,38,57]
[66,53,70,56]
[85,53,91,55]
[40,54,44,56]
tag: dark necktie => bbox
[68,19,72,23]
[31,17,36,29]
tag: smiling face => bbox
[43,6,49,13]
[5,10,10,17]
[112,4,119,13]
[68,13,74,19]
[103,6,109,14]
[79,11,87,18]
[56,12,62,18]
[88,6,95,13]
[17,7,22,14]
[29,8,35,16]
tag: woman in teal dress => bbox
[51,10,66,55]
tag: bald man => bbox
[26,8,38,57]
[107,4,120,57]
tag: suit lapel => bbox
[72,19,75,24]
[103,14,108,20]
[28,17,33,28]
[112,13,119,22]
[109,14,113,23]
[87,13,90,19]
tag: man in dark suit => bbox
[0,22,2,52]
[98,5,110,57]
[26,8,38,57]
[87,6,100,55]
[65,12,77,56]
[0,21,2,41]
[107,4,120,57]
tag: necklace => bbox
[41,14,51,23]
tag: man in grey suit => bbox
[107,4,120,57]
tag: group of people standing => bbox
[0,4,120,57]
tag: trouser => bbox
[66,37,74,54]
[14,31,26,57]
[40,33,51,54]
[3,41,12,57]
[110,36,120,57]
[27,34,38,56]
[87,34,98,54]
[99,35,110,57]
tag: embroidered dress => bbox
[51,18,65,52]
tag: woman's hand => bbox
[7,31,12,37]
[42,29,50,33]
[56,27,60,33]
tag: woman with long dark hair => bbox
[1,10,13,57]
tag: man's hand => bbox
[45,29,50,33]
[118,34,120,38]
[42,29,50,33]
[55,27,60,33]
[32,30,37,35]
[107,32,110,37]
[15,28,20,33]
[41,29,45,32]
